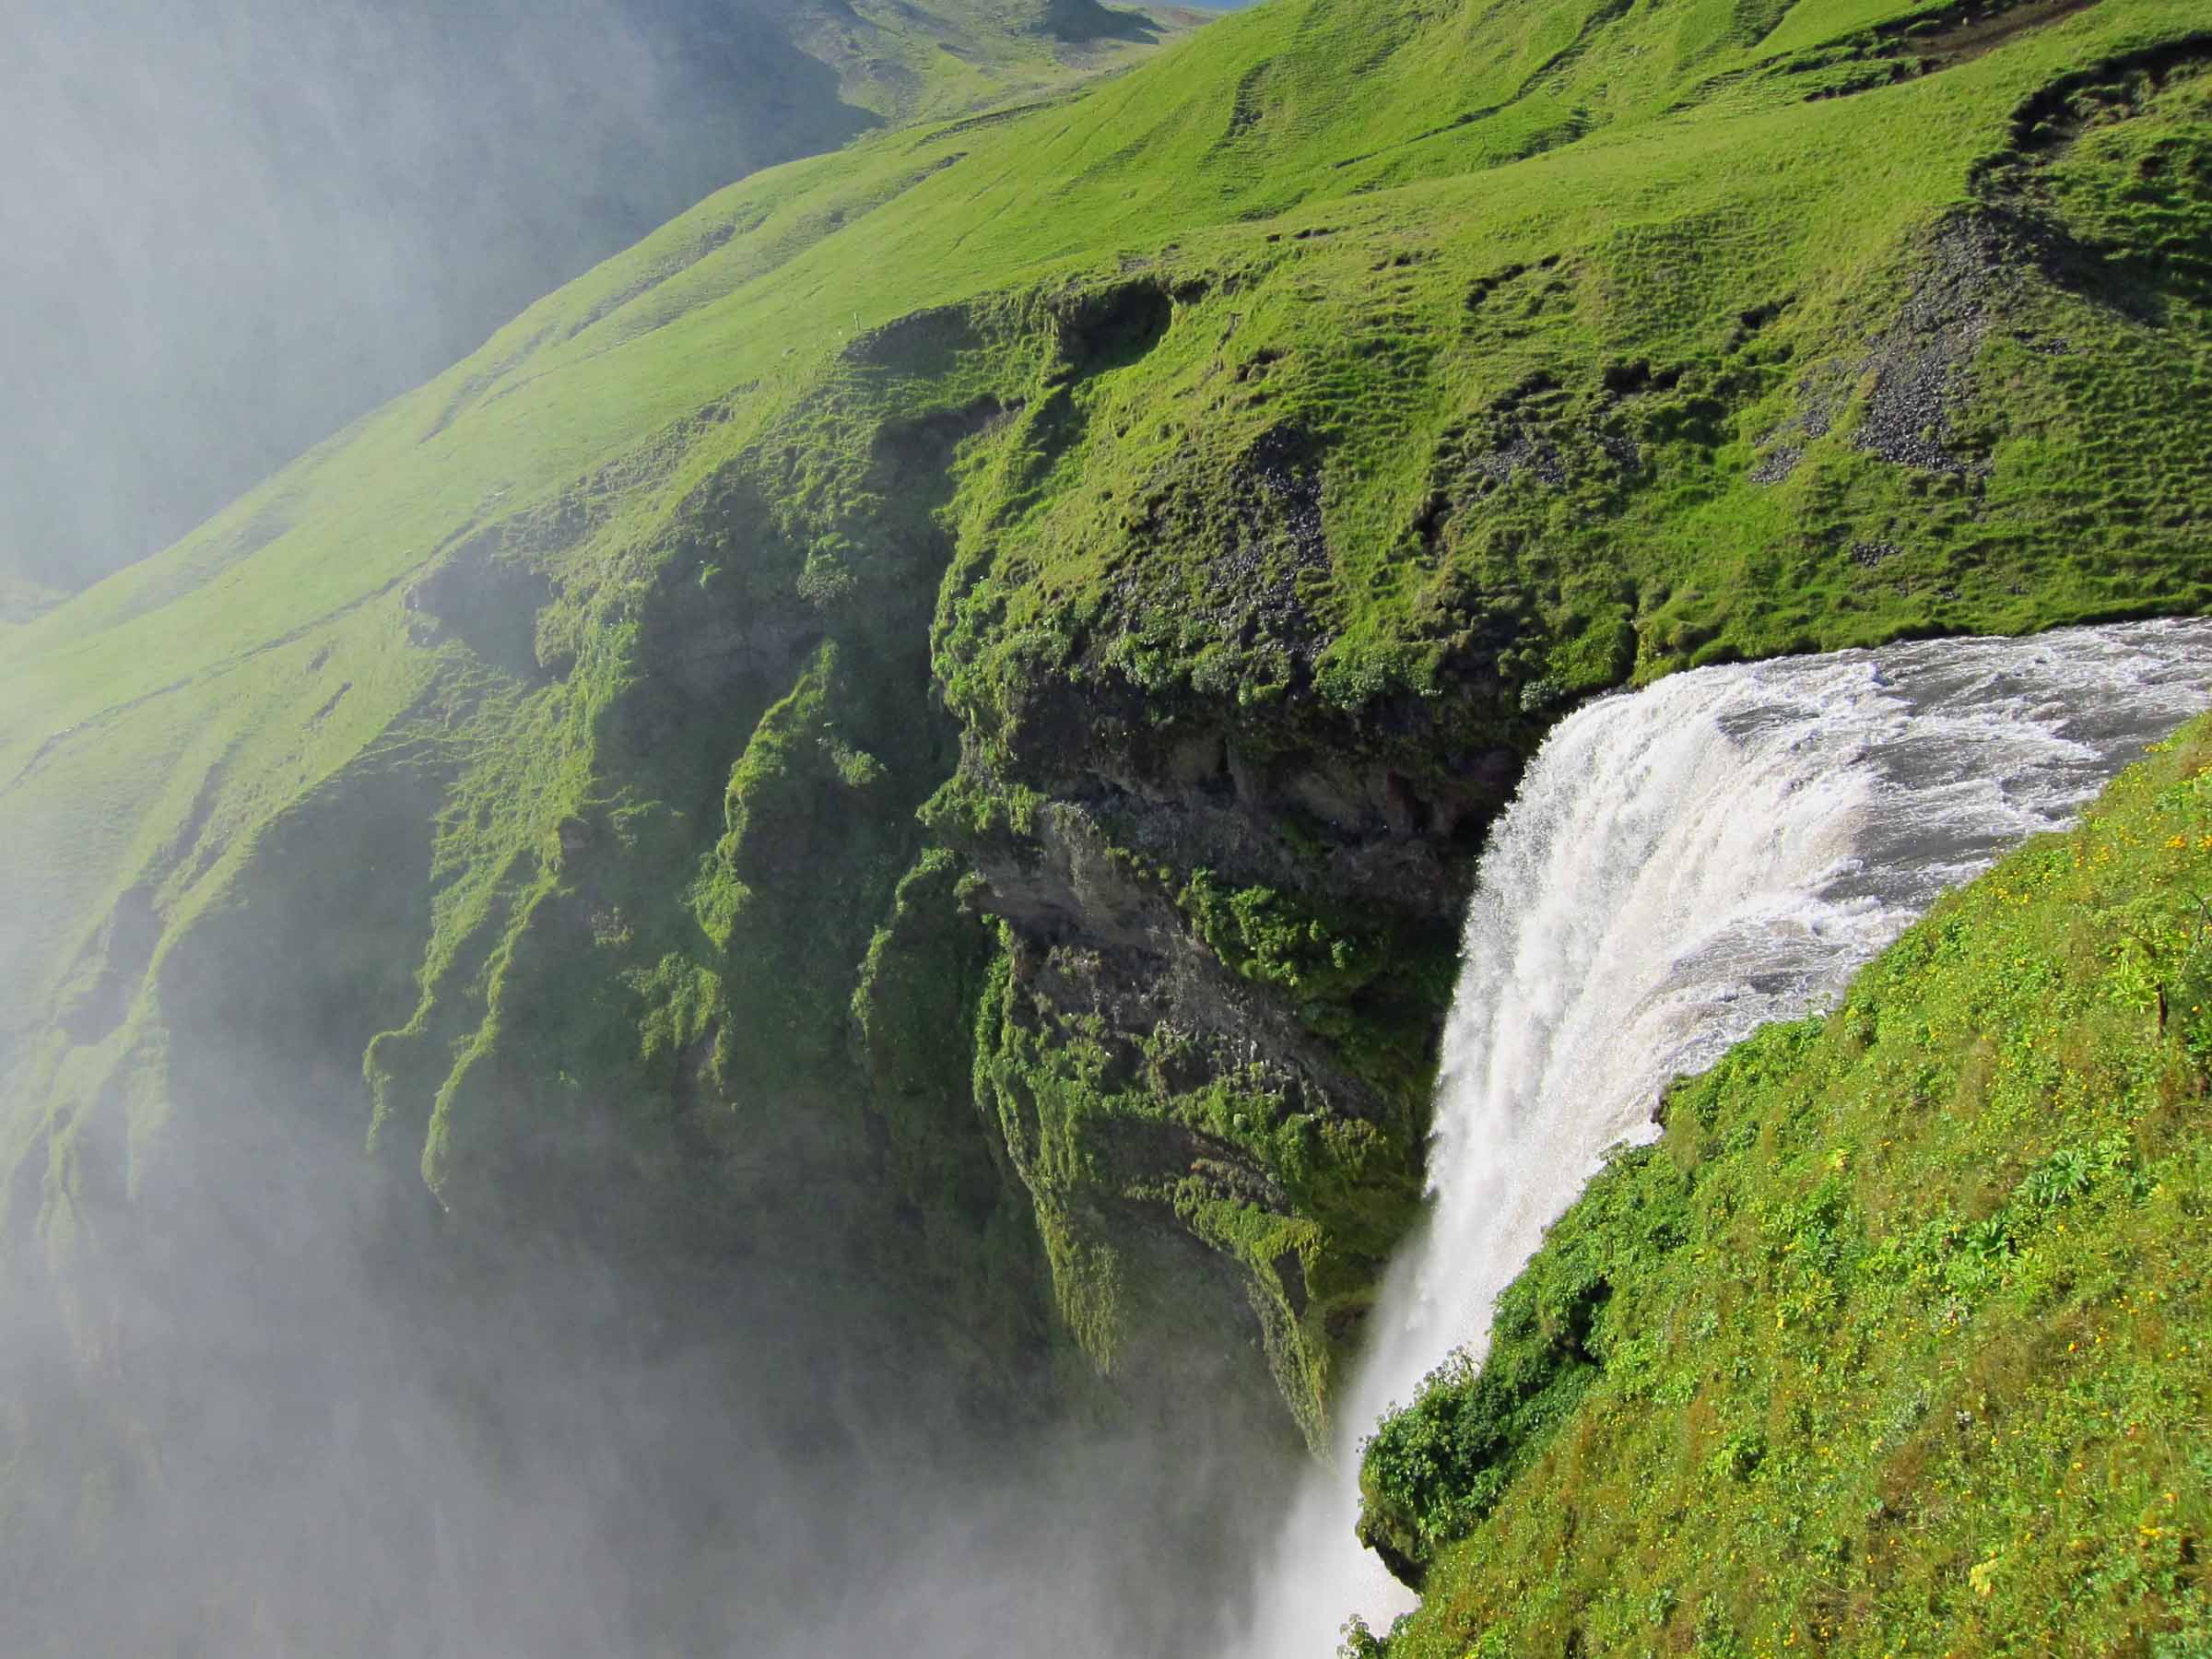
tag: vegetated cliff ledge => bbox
[0,0,2208,1643]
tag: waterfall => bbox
[1235,618,2212,1654]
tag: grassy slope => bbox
[1,0,2207,1465]
[1355,717,2212,1659]
[0,0,1210,597]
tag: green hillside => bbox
[1,0,2209,1645]
[1355,715,2212,1659]
[790,0,1218,119]
[0,0,1209,594]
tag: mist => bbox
[0,784,1297,1655]
[0,0,868,601]
[0,3,1299,1651]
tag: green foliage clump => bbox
[1180,871,1394,1005]
[1357,1144,1690,1587]
[970,912,1425,1444]
[1179,868,1459,1105]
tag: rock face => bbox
[952,674,1524,1441]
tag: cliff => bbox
[0,0,2208,1647]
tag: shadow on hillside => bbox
[1047,0,1168,46]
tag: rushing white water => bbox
[1237,618,2212,1654]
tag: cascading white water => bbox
[1236,618,2212,1655]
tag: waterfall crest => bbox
[1236,618,2212,1654]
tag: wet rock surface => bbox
[953,641,1523,1432]
[1850,213,2011,473]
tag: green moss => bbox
[971,899,1430,1441]
[1178,869,1459,1107]
[1180,872,1394,1005]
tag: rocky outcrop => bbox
[936,645,1530,1440]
